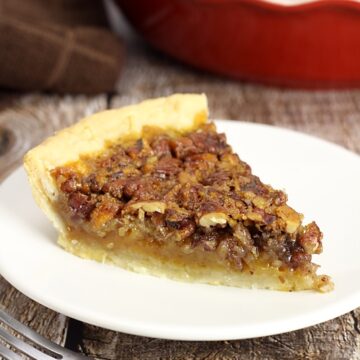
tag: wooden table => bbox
[1,38,360,360]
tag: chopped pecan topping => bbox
[61,176,79,193]
[52,122,322,271]
[126,139,145,159]
[150,136,172,158]
[91,195,121,229]
[101,178,125,199]
[199,212,228,227]
[68,192,96,220]
[290,249,312,269]
[128,201,166,214]
[153,157,182,178]
[298,222,323,255]
[276,205,302,234]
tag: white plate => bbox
[1,120,360,341]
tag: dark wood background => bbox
[1,34,360,360]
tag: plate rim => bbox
[1,120,360,341]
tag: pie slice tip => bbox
[24,93,333,293]
[24,93,208,236]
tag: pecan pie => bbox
[24,94,333,292]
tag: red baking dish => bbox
[116,0,360,88]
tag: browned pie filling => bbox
[51,123,329,287]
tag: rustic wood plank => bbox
[0,276,68,346]
[1,38,359,359]
[113,43,360,153]
[0,93,107,345]
[76,43,360,359]
[80,308,360,360]
[0,93,107,181]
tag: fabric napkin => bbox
[0,0,124,94]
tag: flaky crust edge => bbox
[23,93,208,237]
[23,93,333,292]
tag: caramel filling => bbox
[51,123,323,274]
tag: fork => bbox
[0,308,88,359]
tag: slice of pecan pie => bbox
[24,94,333,292]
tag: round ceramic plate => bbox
[1,120,360,340]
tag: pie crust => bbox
[24,94,333,292]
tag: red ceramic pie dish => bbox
[116,0,360,88]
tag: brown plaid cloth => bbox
[0,0,124,94]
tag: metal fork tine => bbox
[0,309,88,359]
[0,326,54,359]
[0,342,23,360]
[0,309,61,358]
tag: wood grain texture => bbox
[113,43,360,153]
[81,309,360,360]
[0,93,107,181]
[0,93,107,345]
[78,42,360,360]
[0,39,360,359]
